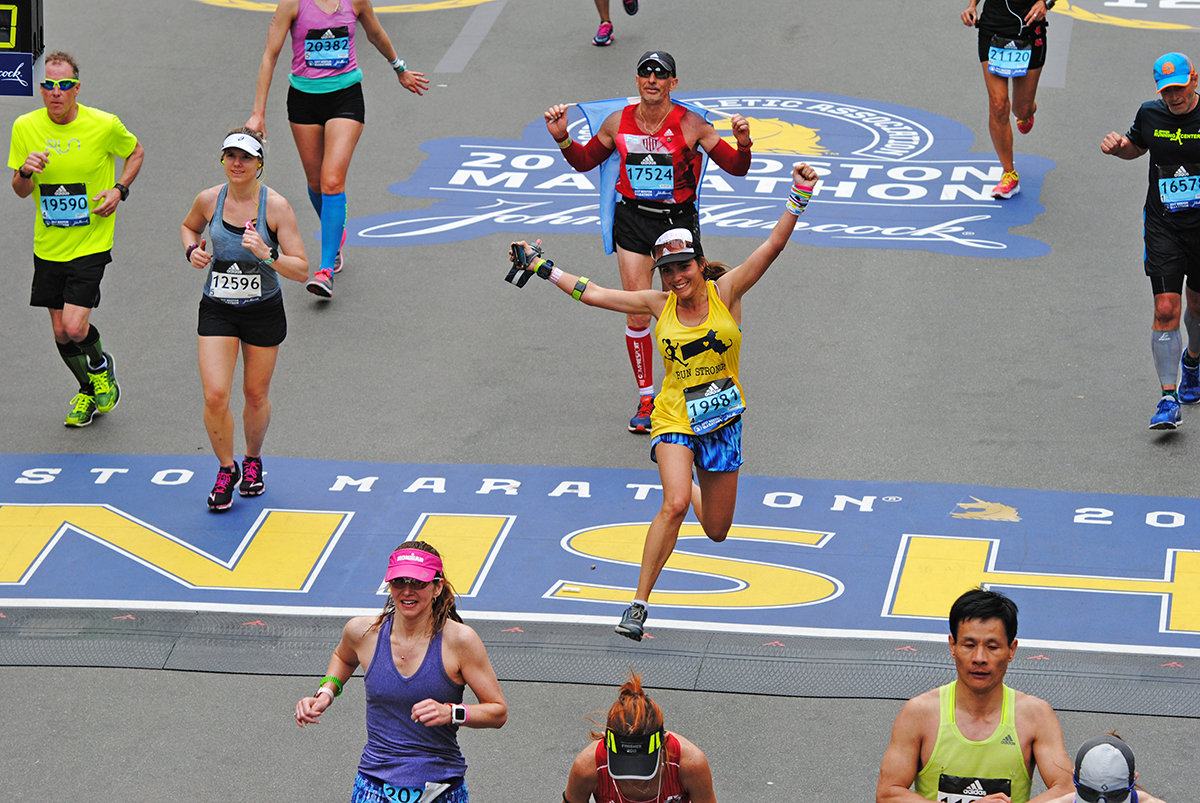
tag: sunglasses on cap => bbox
[389,577,431,590]
[1074,780,1135,803]
[41,78,78,91]
[652,238,693,261]
[637,64,671,80]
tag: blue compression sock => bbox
[318,191,346,272]
[307,187,322,217]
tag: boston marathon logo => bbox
[348,90,1053,259]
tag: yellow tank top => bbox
[653,281,744,438]
[914,683,1031,803]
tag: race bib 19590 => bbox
[40,182,90,228]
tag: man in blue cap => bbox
[1102,53,1200,430]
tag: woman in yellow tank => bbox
[511,161,818,641]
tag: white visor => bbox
[222,133,262,158]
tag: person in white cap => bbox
[1102,52,1200,431]
[509,162,818,641]
[562,672,716,803]
[181,128,309,511]
[1044,734,1166,803]
[294,540,507,803]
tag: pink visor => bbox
[384,547,443,583]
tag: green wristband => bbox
[320,675,344,697]
[572,277,589,301]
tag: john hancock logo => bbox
[347,90,1053,259]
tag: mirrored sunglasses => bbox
[652,238,693,261]
[389,577,431,590]
[637,65,671,80]
[41,78,79,91]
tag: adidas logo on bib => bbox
[963,780,987,798]
[321,29,335,39]
[227,263,243,274]
[1176,165,1190,178]
[55,185,69,195]
[640,155,657,165]
[704,383,721,396]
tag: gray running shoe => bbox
[615,602,648,641]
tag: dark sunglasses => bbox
[389,577,431,590]
[1074,781,1134,803]
[41,78,79,91]
[637,65,671,80]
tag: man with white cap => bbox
[1102,53,1200,430]
[1045,734,1166,803]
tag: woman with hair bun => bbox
[563,672,717,803]
[295,541,507,803]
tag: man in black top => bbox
[962,0,1053,199]
[1102,53,1200,430]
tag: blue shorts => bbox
[351,773,468,803]
[651,417,743,472]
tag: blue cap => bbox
[1154,52,1194,92]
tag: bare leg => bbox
[240,342,279,458]
[198,335,241,467]
[634,443,697,601]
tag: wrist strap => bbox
[315,687,334,701]
[391,57,406,73]
[186,243,199,263]
[785,184,813,216]
[556,135,573,150]
[549,267,563,285]
[320,675,344,697]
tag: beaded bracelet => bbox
[785,184,814,216]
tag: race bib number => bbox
[623,134,674,200]
[1158,164,1200,212]
[382,784,425,803]
[937,774,1011,803]
[210,261,262,300]
[305,26,350,69]
[40,182,90,228]
[684,377,744,435]
[987,36,1032,77]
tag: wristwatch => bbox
[18,168,32,179]
[114,183,129,201]
[451,704,467,724]
[262,245,279,266]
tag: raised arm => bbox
[246,0,298,136]
[715,162,817,304]
[692,112,752,176]
[511,240,666,318]
[546,105,617,173]
[355,0,429,95]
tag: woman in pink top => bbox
[246,0,428,300]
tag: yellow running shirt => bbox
[914,682,1032,803]
[8,104,138,262]
[652,280,745,439]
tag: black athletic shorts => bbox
[977,24,1047,72]
[613,195,702,256]
[30,250,111,309]
[287,81,365,126]
[1144,212,1200,295]
[197,294,287,347]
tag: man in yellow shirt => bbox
[876,588,1074,803]
[8,51,144,427]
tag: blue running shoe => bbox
[1150,396,1182,430]
[615,602,647,641]
[1180,355,1200,404]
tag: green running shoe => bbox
[65,393,97,427]
[88,352,120,413]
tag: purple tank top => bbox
[290,0,359,79]
[358,615,468,788]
